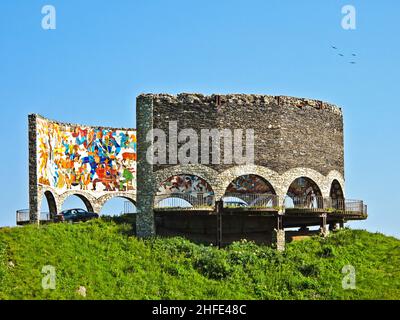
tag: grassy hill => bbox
[0,219,399,300]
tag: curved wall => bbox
[148,93,344,176]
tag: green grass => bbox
[0,219,399,300]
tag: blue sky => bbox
[0,0,399,237]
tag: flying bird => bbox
[352,53,357,56]
[338,53,344,57]
[349,61,356,64]
[331,45,338,49]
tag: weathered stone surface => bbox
[146,93,344,177]
[136,93,346,244]
[272,229,285,251]
[136,95,155,237]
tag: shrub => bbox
[193,247,232,280]
[298,263,320,277]
[317,245,336,258]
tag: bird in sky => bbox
[330,46,358,64]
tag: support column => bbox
[272,214,285,251]
[28,114,40,225]
[215,200,223,248]
[319,213,329,237]
[136,95,156,237]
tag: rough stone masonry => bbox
[136,93,346,246]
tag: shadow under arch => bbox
[330,179,344,209]
[41,190,58,218]
[285,176,323,209]
[62,193,95,213]
[330,179,344,199]
[287,176,322,198]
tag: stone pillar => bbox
[136,95,156,237]
[28,114,40,224]
[319,213,329,237]
[215,200,223,248]
[272,229,285,252]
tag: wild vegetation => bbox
[0,219,399,299]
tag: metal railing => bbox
[123,201,137,214]
[222,193,279,209]
[16,209,30,223]
[154,192,214,210]
[153,192,367,216]
[16,210,52,223]
[284,196,325,212]
[284,197,367,216]
[343,199,367,216]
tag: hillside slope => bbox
[0,219,399,300]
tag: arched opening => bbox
[155,174,214,209]
[156,197,193,209]
[286,177,323,209]
[62,194,94,213]
[39,191,57,220]
[223,174,277,208]
[100,197,137,216]
[330,179,344,209]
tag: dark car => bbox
[54,208,99,223]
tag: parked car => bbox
[54,208,99,223]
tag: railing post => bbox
[215,200,223,248]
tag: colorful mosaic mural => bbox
[37,118,136,192]
[330,180,344,199]
[226,174,274,194]
[287,177,321,198]
[158,175,214,195]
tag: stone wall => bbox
[146,93,344,176]
[136,93,346,240]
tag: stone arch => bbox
[222,174,278,207]
[330,179,344,199]
[59,191,96,213]
[286,176,322,197]
[42,190,58,218]
[329,179,345,210]
[154,166,217,209]
[97,193,137,215]
[326,170,345,197]
[153,164,218,194]
[281,168,328,199]
[217,165,281,200]
[285,176,324,209]
[97,193,136,208]
[224,174,277,194]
